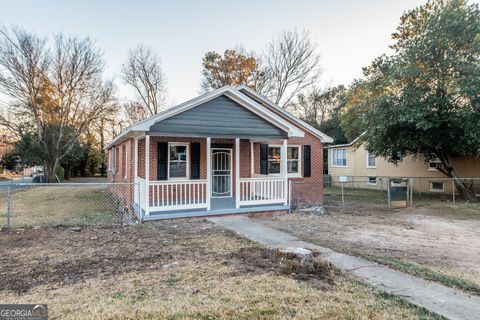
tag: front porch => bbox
[142,198,289,221]
[133,136,291,221]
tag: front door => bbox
[211,149,232,198]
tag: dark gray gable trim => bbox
[148,95,288,139]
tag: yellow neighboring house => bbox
[326,136,480,194]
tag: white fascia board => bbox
[324,133,365,149]
[223,89,304,137]
[104,129,144,149]
[132,86,302,137]
[106,86,304,149]
[236,85,334,143]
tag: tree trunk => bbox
[437,153,473,200]
[44,159,59,183]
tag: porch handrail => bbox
[148,179,208,211]
[239,177,287,205]
[134,177,148,216]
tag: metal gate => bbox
[211,149,232,198]
[387,178,411,208]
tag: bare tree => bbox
[121,45,167,119]
[0,27,117,182]
[122,100,147,126]
[264,29,323,108]
[295,85,346,126]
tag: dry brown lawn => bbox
[0,185,121,227]
[0,220,441,319]
[258,199,480,295]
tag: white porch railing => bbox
[135,177,148,215]
[239,177,286,206]
[149,179,208,211]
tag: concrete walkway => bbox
[209,216,480,320]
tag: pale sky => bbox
[1,0,429,105]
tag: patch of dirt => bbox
[0,220,336,294]
[228,247,336,291]
[258,205,480,278]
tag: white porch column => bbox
[145,134,150,216]
[282,139,288,205]
[235,138,240,208]
[206,137,211,211]
[250,141,254,176]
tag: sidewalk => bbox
[210,216,480,320]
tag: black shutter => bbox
[157,142,168,180]
[190,142,200,179]
[304,145,311,177]
[260,144,269,175]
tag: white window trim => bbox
[287,145,302,178]
[367,177,377,185]
[167,142,190,180]
[111,147,117,173]
[366,151,377,169]
[332,148,347,168]
[124,143,129,179]
[256,144,302,177]
[267,145,282,176]
[429,181,444,192]
[428,160,442,172]
[109,149,114,172]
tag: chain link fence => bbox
[0,183,137,229]
[291,175,480,212]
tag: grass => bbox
[426,202,480,219]
[0,220,443,320]
[0,260,443,320]
[0,186,121,227]
[356,253,480,296]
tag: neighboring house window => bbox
[169,143,189,179]
[268,146,281,174]
[287,146,300,175]
[368,177,377,185]
[429,160,442,171]
[430,181,444,192]
[366,151,376,168]
[332,149,347,167]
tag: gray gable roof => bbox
[148,95,288,139]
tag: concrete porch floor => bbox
[142,197,288,221]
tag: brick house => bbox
[106,86,333,221]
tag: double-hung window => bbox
[332,149,347,167]
[366,151,376,168]
[266,145,301,176]
[287,146,300,175]
[169,143,188,179]
[109,148,115,172]
[268,146,281,174]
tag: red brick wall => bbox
[107,95,326,208]
[108,132,323,206]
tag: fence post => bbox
[452,179,455,204]
[288,180,292,213]
[410,178,413,207]
[387,178,391,209]
[7,186,12,228]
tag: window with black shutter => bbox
[304,145,311,177]
[260,144,269,175]
[190,142,200,179]
[157,142,168,180]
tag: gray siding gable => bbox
[148,95,288,139]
